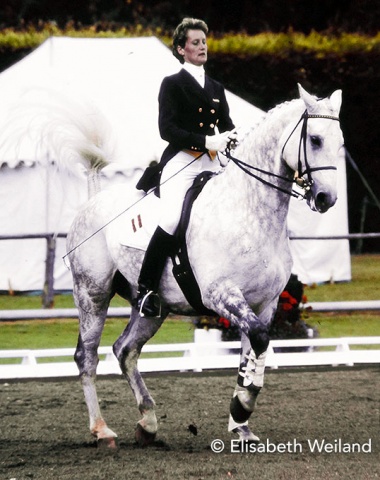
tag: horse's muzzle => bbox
[306,188,337,213]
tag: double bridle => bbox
[224,110,340,199]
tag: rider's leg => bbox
[134,226,177,317]
[134,152,221,317]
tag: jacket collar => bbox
[182,62,205,87]
[179,68,216,104]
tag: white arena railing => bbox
[0,336,379,380]
[1,300,380,320]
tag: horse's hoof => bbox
[97,436,119,449]
[135,423,157,447]
[232,425,260,443]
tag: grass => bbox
[301,254,380,340]
[0,317,194,350]
[0,254,379,352]
[304,313,380,346]
[303,254,380,302]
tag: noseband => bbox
[225,110,340,199]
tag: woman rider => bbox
[134,17,236,317]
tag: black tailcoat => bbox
[136,68,234,192]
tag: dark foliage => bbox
[268,274,315,345]
[206,52,380,252]
[1,0,379,35]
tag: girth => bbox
[171,171,216,315]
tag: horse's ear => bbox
[329,89,342,114]
[297,83,318,112]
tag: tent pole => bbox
[356,196,368,254]
[345,149,380,212]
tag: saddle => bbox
[171,171,216,316]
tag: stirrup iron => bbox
[138,290,161,318]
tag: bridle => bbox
[224,110,340,199]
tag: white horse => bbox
[66,84,344,448]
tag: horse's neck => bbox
[241,101,299,176]
[193,101,302,245]
[221,103,297,217]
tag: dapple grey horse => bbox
[66,84,344,447]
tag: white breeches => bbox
[158,151,222,235]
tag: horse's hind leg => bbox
[73,282,118,448]
[113,308,165,446]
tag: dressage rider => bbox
[134,17,237,317]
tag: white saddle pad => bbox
[117,192,160,251]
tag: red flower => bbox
[280,291,291,300]
[282,303,293,311]
[218,317,231,329]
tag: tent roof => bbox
[0,36,264,170]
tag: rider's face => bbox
[177,29,207,66]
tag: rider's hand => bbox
[206,131,234,152]
[227,130,239,149]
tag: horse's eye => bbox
[310,135,322,148]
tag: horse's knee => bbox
[239,312,270,357]
[248,324,269,357]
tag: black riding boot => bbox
[134,226,177,317]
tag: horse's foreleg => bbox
[113,308,165,446]
[229,301,274,442]
[207,283,273,441]
[228,333,266,441]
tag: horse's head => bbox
[282,84,345,213]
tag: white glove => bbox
[206,131,233,152]
[227,130,239,150]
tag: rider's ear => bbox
[297,83,318,112]
[329,89,342,115]
[177,45,185,57]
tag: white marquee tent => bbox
[0,36,351,292]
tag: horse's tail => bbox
[0,87,116,196]
[43,96,114,173]
[43,94,115,197]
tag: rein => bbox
[64,111,339,260]
[225,110,340,199]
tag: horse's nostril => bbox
[316,192,327,205]
[315,191,335,213]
